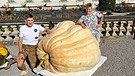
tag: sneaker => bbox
[33,66,43,75]
[4,63,11,70]
[20,70,28,76]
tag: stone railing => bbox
[0,22,57,45]
[101,18,135,37]
[0,16,135,45]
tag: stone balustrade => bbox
[101,20,135,37]
[0,18,135,45]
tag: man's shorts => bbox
[22,44,37,63]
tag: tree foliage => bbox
[97,0,116,11]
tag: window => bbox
[60,0,67,2]
[77,0,84,2]
[26,0,33,2]
[43,0,51,2]
[8,0,15,2]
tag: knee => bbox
[30,63,36,69]
[17,61,24,68]
[17,63,23,68]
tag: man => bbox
[77,3,104,42]
[17,14,51,76]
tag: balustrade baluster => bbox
[106,22,111,36]
[113,21,118,36]
[115,21,121,36]
[1,25,13,44]
[122,21,128,35]
[119,21,126,36]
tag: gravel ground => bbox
[0,35,135,76]
[94,36,135,76]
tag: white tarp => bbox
[39,56,107,76]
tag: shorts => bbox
[22,44,37,63]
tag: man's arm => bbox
[99,14,104,25]
[44,28,51,34]
[18,37,23,53]
[17,37,24,62]
[76,21,86,29]
[96,14,104,28]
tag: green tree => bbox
[61,5,67,13]
[61,5,67,18]
[97,0,116,12]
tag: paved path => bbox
[0,35,135,76]
[0,45,38,76]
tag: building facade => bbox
[1,0,98,8]
[0,0,134,8]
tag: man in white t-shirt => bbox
[16,14,51,76]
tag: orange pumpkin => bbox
[0,43,10,58]
[0,43,6,47]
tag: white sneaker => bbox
[20,70,28,76]
[33,66,43,75]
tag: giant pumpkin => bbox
[0,43,9,58]
[0,43,9,66]
[0,54,6,66]
[37,21,101,73]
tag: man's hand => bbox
[17,53,24,62]
[76,21,86,29]
[96,24,102,28]
[46,29,52,34]
[81,24,86,29]
[44,28,51,34]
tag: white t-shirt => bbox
[19,24,44,45]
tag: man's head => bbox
[25,14,34,27]
[85,3,92,15]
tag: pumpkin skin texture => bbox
[0,43,10,58]
[37,21,101,73]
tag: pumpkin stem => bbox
[38,53,49,66]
